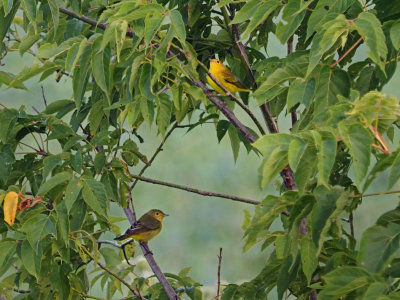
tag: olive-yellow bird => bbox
[206,59,250,95]
[115,209,168,242]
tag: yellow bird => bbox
[115,209,168,243]
[206,59,250,95]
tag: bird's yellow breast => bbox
[130,227,162,242]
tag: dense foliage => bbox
[1,0,400,299]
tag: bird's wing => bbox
[221,69,247,89]
[122,220,157,236]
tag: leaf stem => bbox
[330,37,363,68]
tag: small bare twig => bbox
[136,284,146,300]
[41,85,48,107]
[349,212,354,237]
[215,248,223,299]
[129,174,261,205]
[330,37,363,68]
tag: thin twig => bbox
[349,189,400,198]
[59,7,107,30]
[369,125,390,154]
[330,37,363,68]
[349,212,354,237]
[130,122,178,191]
[13,288,31,294]
[287,36,297,125]
[40,85,48,107]
[136,284,146,300]
[130,174,261,205]
[215,248,223,299]
[78,243,140,297]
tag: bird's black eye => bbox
[155,212,160,216]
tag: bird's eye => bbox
[155,212,160,216]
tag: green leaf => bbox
[311,130,337,187]
[258,148,288,188]
[353,12,387,72]
[307,14,350,76]
[19,33,40,55]
[144,12,163,45]
[92,35,110,100]
[300,235,318,284]
[276,0,307,44]
[169,10,186,41]
[288,138,308,172]
[313,66,350,121]
[230,0,260,24]
[100,247,122,266]
[38,171,72,196]
[42,154,63,180]
[287,78,315,111]
[363,282,389,300]
[65,178,82,214]
[253,51,309,100]
[56,201,69,247]
[0,241,17,276]
[21,0,37,28]
[319,266,373,298]
[72,39,92,109]
[311,186,349,252]
[293,146,317,194]
[0,0,18,44]
[239,0,281,40]
[228,125,240,162]
[253,133,298,155]
[124,3,164,21]
[21,213,57,251]
[140,99,155,128]
[65,37,87,74]
[20,240,42,279]
[0,108,18,143]
[217,120,230,142]
[139,63,155,100]
[37,42,69,59]
[43,100,75,114]
[338,122,373,190]
[388,151,400,190]
[156,94,172,137]
[82,178,107,218]
[390,20,400,49]
[48,0,59,34]
[358,222,400,273]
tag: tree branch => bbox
[224,6,297,190]
[215,248,223,299]
[58,7,107,30]
[129,174,261,205]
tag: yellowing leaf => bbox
[3,191,19,226]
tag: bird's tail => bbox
[114,234,127,241]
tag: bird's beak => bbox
[163,213,169,217]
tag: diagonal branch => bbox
[129,174,261,205]
[224,5,297,190]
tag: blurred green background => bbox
[1,33,400,299]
